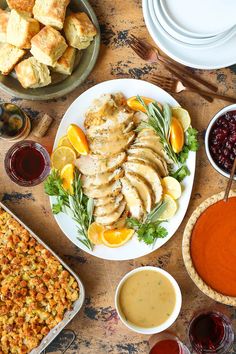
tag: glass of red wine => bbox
[189,311,234,354]
[5,140,50,187]
[149,332,190,354]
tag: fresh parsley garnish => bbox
[126,202,168,246]
[44,169,94,250]
[171,165,190,182]
[177,127,199,163]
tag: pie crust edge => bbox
[182,190,236,305]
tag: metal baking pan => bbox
[0,202,85,354]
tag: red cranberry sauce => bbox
[209,110,236,173]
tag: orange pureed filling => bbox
[191,197,236,297]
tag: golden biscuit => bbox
[6,0,35,14]
[7,9,40,49]
[31,25,68,66]
[33,0,70,30]
[0,9,9,43]
[54,46,77,75]
[15,57,51,88]
[0,43,25,75]
[64,12,97,50]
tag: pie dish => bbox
[182,190,236,305]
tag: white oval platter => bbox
[50,79,196,260]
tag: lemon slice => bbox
[162,176,182,200]
[172,107,191,132]
[58,135,75,149]
[61,163,74,194]
[158,194,178,220]
[51,146,76,170]
[88,222,105,245]
[101,228,134,248]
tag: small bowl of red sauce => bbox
[205,104,236,180]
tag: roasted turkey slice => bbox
[125,172,153,213]
[94,195,124,217]
[83,180,121,199]
[75,152,126,176]
[133,137,168,161]
[121,177,145,220]
[81,168,124,188]
[93,193,123,207]
[127,147,168,177]
[89,132,135,157]
[123,160,163,204]
[86,111,134,137]
[137,128,157,138]
[95,200,126,226]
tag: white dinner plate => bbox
[50,79,196,261]
[154,0,233,46]
[160,0,236,38]
[143,0,236,69]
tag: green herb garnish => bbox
[44,169,94,250]
[171,165,190,182]
[177,127,199,164]
[136,96,179,164]
[126,202,168,246]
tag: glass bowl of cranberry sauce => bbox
[205,104,236,180]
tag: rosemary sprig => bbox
[136,96,179,164]
[44,169,94,250]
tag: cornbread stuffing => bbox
[0,208,79,354]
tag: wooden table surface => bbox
[0,1,236,353]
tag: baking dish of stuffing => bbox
[0,201,85,354]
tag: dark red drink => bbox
[149,333,190,354]
[150,339,181,354]
[5,141,50,186]
[189,312,234,353]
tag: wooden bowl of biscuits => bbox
[0,0,100,100]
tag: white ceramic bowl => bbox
[205,104,236,180]
[115,266,182,334]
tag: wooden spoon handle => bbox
[224,158,236,202]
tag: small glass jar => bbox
[188,311,234,354]
[5,140,50,187]
[149,332,190,354]
[0,103,31,141]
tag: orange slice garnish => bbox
[101,228,134,248]
[88,222,105,245]
[127,96,162,113]
[170,117,184,153]
[60,163,74,194]
[67,124,89,155]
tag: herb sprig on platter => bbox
[44,169,94,250]
[136,96,179,164]
[135,96,199,181]
[126,202,168,246]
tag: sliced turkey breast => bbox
[121,177,145,220]
[123,160,163,204]
[75,152,126,176]
[125,172,153,213]
[95,200,126,225]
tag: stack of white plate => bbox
[143,0,236,69]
